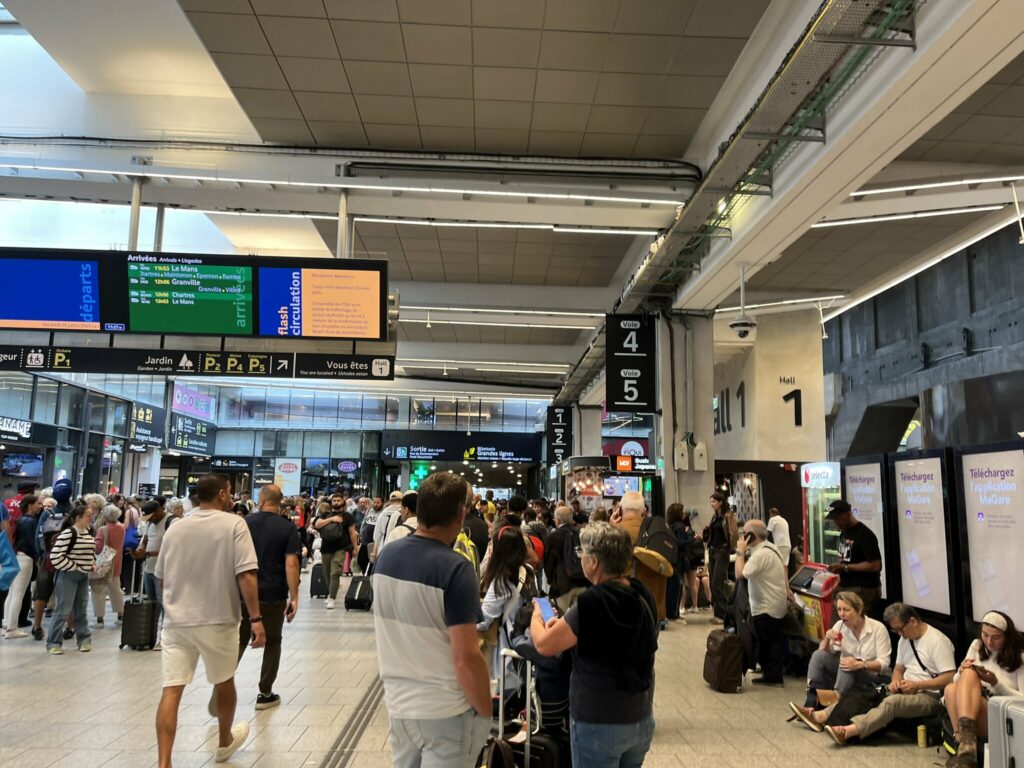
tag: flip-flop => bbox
[788,702,823,733]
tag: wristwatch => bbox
[249,616,263,624]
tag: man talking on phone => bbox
[735,519,789,686]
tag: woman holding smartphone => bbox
[530,522,658,768]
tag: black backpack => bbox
[636,516,679,569]
[562,526,586,580]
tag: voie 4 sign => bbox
[605,314,656,414]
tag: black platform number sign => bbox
[606,314,657,414]
[545,406,573,465]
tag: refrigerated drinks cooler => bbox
[801,461,842,567]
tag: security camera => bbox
[729,316,757,339]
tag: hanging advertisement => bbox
[960,449,1024,622]
[844,462,888,599]
[894,456,950,615]
[274,458,302,497]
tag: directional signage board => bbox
[605,314,657,413]
[168,413,216,456]
[545,406,573,465]
[128,404,166,452]
[381,431,542,464]
[0,345,392,381]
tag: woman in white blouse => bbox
[788,591,891,729]
[944,611,1024,768]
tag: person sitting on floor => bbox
[944,611,1024,768]
[821,602,956,746]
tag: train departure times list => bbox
[127,257,253,335]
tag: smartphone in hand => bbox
[535,596,557,623]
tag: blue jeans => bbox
[47,571,91,649]
[570,715,655,768]
[389,709,490,768]
[143,572,162,607]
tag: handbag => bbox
[90,545,117,581]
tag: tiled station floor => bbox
[0,577,943,768]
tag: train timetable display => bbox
[127,257,253,335]
[258,265,383,339]
[0,257,102,331]
[0,248,387,341]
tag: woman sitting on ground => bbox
[531,522,658,768]
[789,591,891,730]
[944,611,1024,768]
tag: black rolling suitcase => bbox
[703,628,744,693]
[344,575,373,610]
[310,562,328,598]
[120,566,159,651]
[496,649,569,768]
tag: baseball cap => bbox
[139,500,161,521]
[389,490,404,501]
[825,499,852,519]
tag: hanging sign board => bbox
[545,406,573,465]
[605,314,657,414]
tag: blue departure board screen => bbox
[0,258,101,331]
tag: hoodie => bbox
[568,577,658,724]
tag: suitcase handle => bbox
[498,648,533,764]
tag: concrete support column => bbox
[128,176,143,250]
[336,190,350,258]
[153,203,165,252]
[657,315,716,513]
[577,404,602,455]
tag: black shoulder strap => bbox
[909,638,937,678]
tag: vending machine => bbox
[801,461,842,567]
[790,565,840,641]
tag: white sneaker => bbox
[4,629,28,639]
[215,721,250,763]
[325,598,335,610]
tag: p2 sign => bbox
[605,314,656,414]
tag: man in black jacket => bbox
[544,506,589,613]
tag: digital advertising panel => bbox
[0,248,387,341]
[844,461,888,599]
[894,456,950,615]
[960,448,1024,622]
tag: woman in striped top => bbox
[46,504,96,654]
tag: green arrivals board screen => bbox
[127,261,253,335]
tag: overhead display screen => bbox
[0,257,101,331]
[894,456,950,615]
[0,248,387,341]
[960,449,1024,622]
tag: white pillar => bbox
[153,204,166,252]
[657,315,716,515]
[336,190,349,258]
[577,405,602,455]
[128,177,143,250]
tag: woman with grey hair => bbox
[531,521,658,767]
[90,504,125,626]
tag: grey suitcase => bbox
[989,696,1024,768]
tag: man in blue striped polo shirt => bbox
[373,473,490,767]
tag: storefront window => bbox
[0,372,32,420]
[434,397,457,430]
[411,398,435,429]
[32,377,59,423]
[304,432,331,457]
[100,438,124,494]
[386,396,406,427]
[331,432,360,457]
[107,398,130,437]
[87,393,106,432]
[58,385,85,428]
[214,430,255,456]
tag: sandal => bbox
[788,702,823,732]
[824,725,849,746]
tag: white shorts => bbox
[161,623,239,687]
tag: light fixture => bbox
[398,357,569,370]
[811,205,1004,228]
[491,463,498,468]
[403,305,603,318]
[817,302,829,341]
[463,459,469,466]
[1012,183,1024,245]
[425,310,431,329]
[402,318,596,330]
[0,162,687,206]
[429,465,436,471]
[716,294,846,313]
[442,362,448,377]
[460,472,465,476]
[717,198,727,215]
[353,216,658,237]
[852,173,1024,197]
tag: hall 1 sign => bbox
[545,406,573,465]
[605,314,657,413]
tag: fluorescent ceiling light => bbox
[823,212,1018,322]
[812,205,1004,228]
[716,294,846,313]
[396,364,461,371]
[1,163,685,206]
[852,174,1024,197]
[473,367,567,375]
[398,357,570,369]
[402,304,604,318]
[402,318,595,330]
[353,216,658,237]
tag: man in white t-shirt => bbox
[766,507,791,571]
[154,474,265,768]
[824,602,955,745]
[736,519,789,686]
[371,491,404,563]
